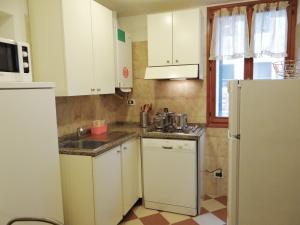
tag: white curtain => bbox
[250,2,289,58]
[210,6,250,60]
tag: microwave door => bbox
[0,42,20,73]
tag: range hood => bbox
[145,65,200,80]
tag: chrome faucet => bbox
[77,127,85,138]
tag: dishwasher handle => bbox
[162,146,173,150]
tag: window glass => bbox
[253,56,284,79]
[216,58,244,117]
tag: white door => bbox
[173,8,200,65]
[93,146,123,225]
[228,80,240,136]
[228,80,240,225]
[147,12,173,66]
[237,80,300,225]
[62,0,94,96]
[121,139,139,215]
[228,137,239,225]
[0,88,64,224]
[91,1,115,94]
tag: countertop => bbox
[59,122,205,157]
[59,130,139,157]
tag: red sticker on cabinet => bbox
[123,67,129,78]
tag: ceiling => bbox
[96,0,247,17]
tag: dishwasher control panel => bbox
[142,138,196,150]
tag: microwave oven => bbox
[0,38,32,82]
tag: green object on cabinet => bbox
[118,29,126,42]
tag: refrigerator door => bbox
[228,80,240,136]
[228,136,239,225]
[0,87,64,224]
[237,80,300,225]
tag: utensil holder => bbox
[140,112,149,128]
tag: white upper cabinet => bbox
[28,0,115,96]
[147,8,201,67]
[173,9,200,65]
[61,0,94,96]
[147,12,173,66]
[91,1,115,95]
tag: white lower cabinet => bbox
[60,138,140,225]
[94,146,123,225]
[121,138,140,215]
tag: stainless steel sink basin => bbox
[60,140,105,149]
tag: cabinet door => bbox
[62,0,94,96]
[147,12,173,66]
[173,9,200,65]
[93,146,123,225]
[121,138,139,215]
[92,1,115,94]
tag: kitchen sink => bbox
[60,140,105,149]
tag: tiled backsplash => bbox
[56,95,128,137]
[55,41,228,196]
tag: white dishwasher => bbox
[142,138,198,216]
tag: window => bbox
[216,58,244,117]
[207,0,297,127]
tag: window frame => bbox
[206,0,298,128]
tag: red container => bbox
[91,124,108,135]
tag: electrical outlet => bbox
[213,170,224,178]
[127,99,136,106]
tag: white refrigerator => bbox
[0,83,64,224]
[228,80,300,225]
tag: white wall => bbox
[0,0,29,41]
[118,15,147,42]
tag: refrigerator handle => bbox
[228,130,240,140]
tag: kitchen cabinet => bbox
[121,138,140,215]
[147,12,173,66]
[60,155,95,225]
[59,138,140,225]
[28,0,115,96]
[147,8,201,67]
[94,146,123,225]
[91,1,115,94]
[173,9,200,65]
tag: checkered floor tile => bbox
[119,195,227,225]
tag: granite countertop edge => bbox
[59,122,206,157]
[59,132,139,157]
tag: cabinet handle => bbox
[97,88,101,92]
[123,146,127,150]
[175,59,179,63]
[91,88,95,92]
[162,146,173,150]
[117,150,121,153]
[166,60,170,63]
